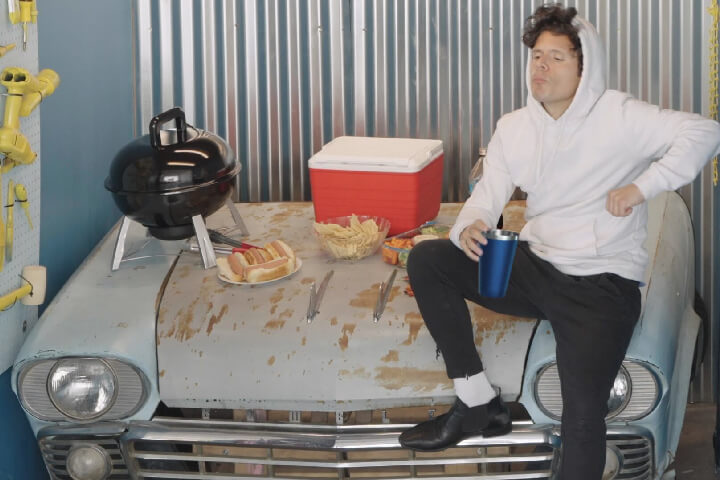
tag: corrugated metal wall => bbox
[132,0,717,401]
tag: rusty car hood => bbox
[156,202,536,411]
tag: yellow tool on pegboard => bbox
[0,67,60,171]
[8,0,37,51]
[709,1,719,186]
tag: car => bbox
[12,190,701,480]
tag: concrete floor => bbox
[674,402,719,479]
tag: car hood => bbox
[157,202,536,411]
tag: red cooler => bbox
[309,136,444,235]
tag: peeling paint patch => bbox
[270,288,285,305]
[301,277,315,285]
[374,367,452,392]
[263,319,286,331]
[338,367,370,379]
[349,285,401,309]
[206,304,229,335]
[381,350,399,362]
[471,306,535,347]
[330,317,338,326]
[338,323,357,351]
[159,369,165,377]
[402,312,425,345]
[268,356,275,365]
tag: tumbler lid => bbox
[484,229,519,241]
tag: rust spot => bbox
[374,367,452,392]
[116,322,128,328]
[177,265,192,278]
[270,288,285,305]
[338,367,370,378]
[351,284,402,309]
[301,277,315,285]
[268,356,276,365]
[471,306,535,347]
[381,350,399,362]
[302,336,307,346]
[264,319,286,330]
[338,323,357,351]
[401,312,425,345]
[206,304,229,335]
[330,317,338,326]
[350,284,381,309]
[159,369,166,377]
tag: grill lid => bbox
[104,107,239,194]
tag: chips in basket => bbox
[314,215,390,259]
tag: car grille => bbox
[36,418,653,479]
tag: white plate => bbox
[218,257,302,286]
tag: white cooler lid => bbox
[309,136,444,173]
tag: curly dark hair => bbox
[522,4,583,76]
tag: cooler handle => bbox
[427,142,444,161]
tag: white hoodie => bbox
[450,16,720,281]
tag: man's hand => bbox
[606,184,645,217]
[459,220,491,261]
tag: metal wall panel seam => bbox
[243,0,260,202]
[265,0,280,201]
[179,0,196,125]
[456,0,470,198]
[309,0,323,158]
[222,0,239,200]
[394,1,407,138]
[329,0,345,139]
[415,0,428,139]
[287,0,303,200]
[374,0,387,137]
[136,0,153,133]
[201,0,217,133]
[158,0,174,111]
[353,0,367,136]
[660,0,670,108]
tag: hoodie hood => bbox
[526,15,607,122]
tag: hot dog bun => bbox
[265,239,296,271]
[219,241,297,283]
[217,256,243,282]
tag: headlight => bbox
[534,360,659,421]
[18,357,148,422]
[48,358,118,420]
[606,367,631,416]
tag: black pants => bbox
[407,239,641,480]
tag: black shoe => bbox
[398,396,511,451]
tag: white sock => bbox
[453,371,496,407]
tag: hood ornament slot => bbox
[373,269,397,323]
[306,270,334,323]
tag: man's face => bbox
[530,31,581,119]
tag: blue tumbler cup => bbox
[478,229,519,298]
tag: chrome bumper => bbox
[38,419,653,479]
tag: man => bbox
[399,4,720,479]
